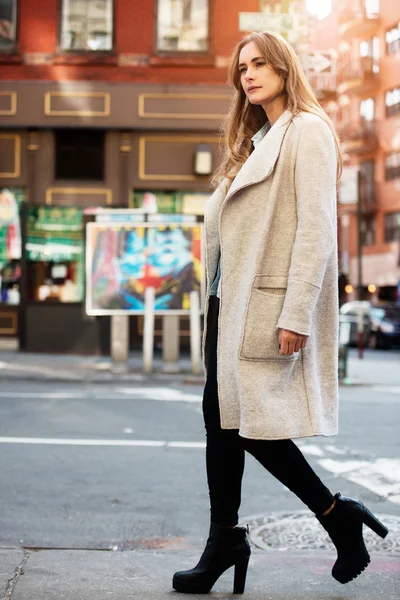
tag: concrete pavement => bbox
[0,346,399,385]
[2,548,399,599]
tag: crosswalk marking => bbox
[116,387,202,402]
[318,457,400,506]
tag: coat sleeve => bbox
[276,120,337,336]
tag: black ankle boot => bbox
[317,492,389,584]
[172,522,251,594]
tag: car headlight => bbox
[380,321,395,333]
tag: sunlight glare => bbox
[307,0,332,20]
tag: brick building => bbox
[0,0,315,353]
[311,0,400,304]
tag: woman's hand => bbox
[279,328,308,355]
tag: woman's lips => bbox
[248,87,261,93]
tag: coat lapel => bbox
[223,109,294,205]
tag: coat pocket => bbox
[239,275,300,362]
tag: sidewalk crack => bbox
[2,550,30,600]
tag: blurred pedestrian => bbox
[172,31,388,594]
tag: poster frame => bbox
[85,220,205,316]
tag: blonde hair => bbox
[212,31,342,190]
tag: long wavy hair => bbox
[212,31,342,191]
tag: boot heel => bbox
[233,556,250,594]
[363,508,389,539]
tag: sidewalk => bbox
[0,346,399,385]
[2,547,399,599]
[0,349,204,384]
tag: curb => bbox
[0,370,205,385]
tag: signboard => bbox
[26,207,84,262]
[86,222,204,315]
[301,51,334,74]
[340,166,359,205]
[0,189,22,263]
[239,12,293,33]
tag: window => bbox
[26,207,84,303]
[60,0,113,51]
[384,152,400,181]
[384,212,400,242]
[364,0,379,19]
[156,0,209,52]
[361,215,375,246]
[359,36,379,73]
[360,160,375,207]
[386,22,400,55]
[360,97,374,121]
[0,0,17,51]
[55,130,105,181]
[385,87,400,117]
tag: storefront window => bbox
[156,0,209,52]
[131,190,209,215]
[26,207,84,303]
[60,0,113,51]
[0,188,24,305]
[0,0,17,51]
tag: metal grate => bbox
[241,511,400,556]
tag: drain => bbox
[240,511,400,556]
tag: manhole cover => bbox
[240,511,400,556]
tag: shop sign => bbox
[28,206,83,232]
[26,207,84,262]
[239,12,293,33]
[86,222,205,315]
[0,188,22,262]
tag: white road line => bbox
[371,386,400,394]
[116,387,202,402]
[0,388,203,402]
[0,392,85,399]
[297,443,325,457]
[318,457,400,506]
[0,437,205,448]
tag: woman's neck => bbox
[262,96,287,127]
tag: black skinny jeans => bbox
[203,295,334,527]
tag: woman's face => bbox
[238,41,283,107]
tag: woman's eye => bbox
[256,62,264,67]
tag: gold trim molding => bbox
[45,187,113,206]
[139,135,219,181]
[44,91,111,117]
[138,93,230,119]
[0,92,17,116]
[0,311,18,335]
[0,134,21,178]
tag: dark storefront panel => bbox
[24,303,109,354]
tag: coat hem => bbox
[218,425,338,441]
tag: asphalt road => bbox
[0,375,399,552]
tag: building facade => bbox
[0,0,315,353]
[312,0,400,304]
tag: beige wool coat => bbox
[202,109,339,440]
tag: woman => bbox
[172,31,388,595]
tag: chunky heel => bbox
[363,508,389,539]
[233,556,250,594]
[173,523,251,594]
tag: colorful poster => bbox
[86,222,204,315]
[0,188,22,263]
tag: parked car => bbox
[339,301,400,349]
[368,304,400,349]
[339,301,372,346]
